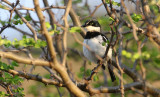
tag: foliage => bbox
[0,61,24,96]
[0,35,46,48]
[131,13,142,22]
[106,0,120,6]
[69,26,81,33]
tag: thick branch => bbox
[33,0,85,96]
[0,51,50,66]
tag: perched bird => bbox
[82,19,116,82]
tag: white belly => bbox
[83,36,112,63]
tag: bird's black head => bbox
[81,19,101,27]
[81,19,101,32]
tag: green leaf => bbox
[8,65,14,69]
[93,75,99,81]
[0,62,8,70]
[133,53,140,60]
[0,91,5,96]
[85,69,91,76]
[142,52,150,59]
[45,22,51,29]
[102,40,109,46]
[44,74,50,79]
[102,42,106,46]
[122,50,132,58]
[131,13,142,22]
[12,39,20,48]
[0,77,5,82]
[24,15,31,21]
[77,72,83,78]
[109,17,115,21]
[70,27,81,33]
[23,35,27,39]
[4,40,11,48]
[11,61,19,67]
[0,39,5,45]
[19,19,23,24]
[4,72,12,79]
[112,1,120,6]
[80,67,85,72]
[106,0,120,7]
[14,14,19,19]
[13,20,19,25]
[122,50,127,55]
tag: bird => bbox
[81,19,116,82]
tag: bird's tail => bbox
[108,64,116,82]
[102,63,116,82]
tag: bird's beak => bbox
[81,24,86,27]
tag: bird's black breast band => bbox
[85,32,108,42]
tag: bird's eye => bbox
[90,22,94,25]
[86,22,89,25]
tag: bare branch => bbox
[0,51,50,66]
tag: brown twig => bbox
[16,5,66,11]
[8,0,19,23]
[62,0,72,66]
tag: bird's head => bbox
[81,19,101,32]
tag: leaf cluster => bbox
[0,36,46,48]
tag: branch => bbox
[121,0,138,41]
[2,0,38,41]
[33,0,86,96]
[78,81,160,96]
[16,5,66,11]
[62,0,72,66]
[0,51,50,66]
[1,69,64,86]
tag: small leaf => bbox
[102,42,106,46]
[70,27,81,33]
[133,53,140,60]
[122,50,127,56]
[93,75,99,81]
[102,41,109,46]
[109,17,115,21]
[4,40,11,48]
[77,72,83,78]
[19,19,23,24]
[131,13,142,22]
[112,1,120,7]
[11,61,19,67]
[45,22,51,29]
[80,67,85,72]
[24,15,31,21]
[14,14,19,19]
[85,69,91,76]
[23,35,27,39]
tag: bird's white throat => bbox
[85,26,100,32]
